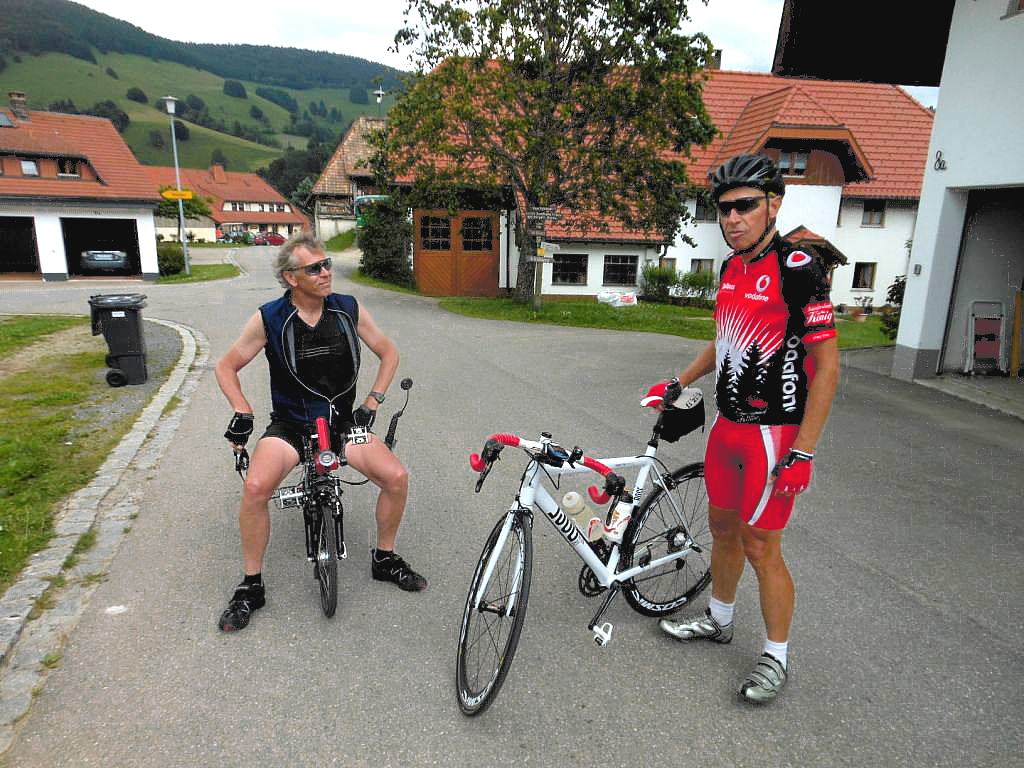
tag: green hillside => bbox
[0,50,395,172]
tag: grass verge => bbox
[0,315,84,358]
[0,317,141,594]
[156,263,240,284]
[325,230,357,251]
[438,296,892,348]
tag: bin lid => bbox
[89,293,148,309]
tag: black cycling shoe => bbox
[371,551,428,592]
[218,582,266,632]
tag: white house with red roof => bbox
[0,92,162,280]
[370,67,931,304]
[141,164,308,243]
[775,0,1024,380]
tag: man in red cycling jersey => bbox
[658,154,840,702]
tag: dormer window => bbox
[58,158,80,177]
[778,151,808,177]
[21,159,39,176]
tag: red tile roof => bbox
[142,165,309,229]
[313,116,387,197]
[0,108,160,203]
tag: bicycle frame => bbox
[474,442,698,614]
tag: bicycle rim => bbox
[316,506,338,618]
[455,511,532,716]
[621,463,712,616]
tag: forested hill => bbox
[0,0,405,90]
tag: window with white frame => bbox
[693,197,717,221]
[661,257,676,272]
[852,262,876,290]
[552,253,588,285]
[778,151,808,177]
[861,199,885,227]
[20,159,38,176]
[603,254,638,286]
[690,258,715,274]
[57,158,80,177]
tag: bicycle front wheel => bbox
[621,462,711,617]
[314,501,338,618]
[455,509,532,716]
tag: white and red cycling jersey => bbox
[712,235,836,426]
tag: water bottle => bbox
[562,491,602,542]
[603,499,634,544]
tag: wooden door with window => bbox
[414,209,499,296]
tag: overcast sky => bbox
[74,0,938,107]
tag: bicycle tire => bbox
[314,499,338,618]
[455,510,532,716]
[621,462,712,617]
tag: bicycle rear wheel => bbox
[455,509,532,716]
[314,500,338,618]
[621,462,711,617]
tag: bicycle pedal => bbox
[338,542,347,559]
[592,621,613,647]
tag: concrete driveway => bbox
[1,246,1021,767]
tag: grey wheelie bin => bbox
[88,293,148,387]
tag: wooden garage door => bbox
[414,210,499,296]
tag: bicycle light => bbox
[317,449,338,472]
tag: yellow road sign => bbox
[161,189,193,201]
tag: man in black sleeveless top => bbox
[214,236,426,632]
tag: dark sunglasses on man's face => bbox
[717,197,763,216]
[288,257,332,276]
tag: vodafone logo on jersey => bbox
[756,275,771,292]
[786,250,813,268]
[804,301,834,326]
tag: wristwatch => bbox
[369,390,386,405]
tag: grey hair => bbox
[273,234,327,288]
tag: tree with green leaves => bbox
[384,0,717,301]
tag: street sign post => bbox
[161,189,193,201]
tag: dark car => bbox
[265,232,286,246]
[81,250,129,271]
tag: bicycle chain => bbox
[578,539,612,597]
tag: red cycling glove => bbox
[772,449,814,495]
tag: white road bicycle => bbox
[456,385,711,715]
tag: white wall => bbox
[895,0,1024,379]
[0,201,158,280]
[154,216,217,244]
[829,199,916,309]
[316,216,355,241]
[499,211,521,290]
[541,241,659,295]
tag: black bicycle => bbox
[236,378,413,617]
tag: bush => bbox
[186,94,206,112]
[126,86,147,103]
[640,263,679,304]
[105,66,118,79]
[249,105,263,120]
[881,274,906,340]
[173,120,190,141]
[678,269,717,306]
[157,242,185,275]
[358,202,413,285]
[223,79,247,98]
[148,129,165,149]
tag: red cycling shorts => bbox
[704,415,800,530]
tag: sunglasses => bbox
[287,257,332,276]
[717,197,763,216]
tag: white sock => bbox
[708,596,735,627]
[763,638,788,668]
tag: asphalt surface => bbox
[0,246,1021,767]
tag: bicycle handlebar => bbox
[469,433,625,501]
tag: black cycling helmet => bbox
[708,154,785,201]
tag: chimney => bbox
[8,91,29,120]
[709,49,723,70]
[211,164,227,183]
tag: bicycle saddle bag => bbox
[659,398,705,443]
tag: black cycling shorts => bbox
[259,417,357,463]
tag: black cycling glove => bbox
[224,412,254,446]
[352,404,376,429]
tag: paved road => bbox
[1,247,1022,767]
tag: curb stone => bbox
[0,318,208,756]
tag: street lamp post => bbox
[162,95,191,276]
[374,87,385,116]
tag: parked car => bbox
[80,250,129,271]
[252,233,269,246]
[264,232,286,245]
